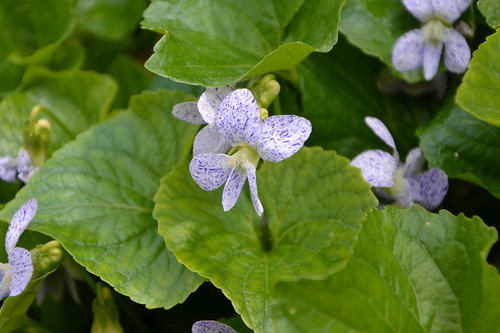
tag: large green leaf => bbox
[75,0,148,40]
[299,38,432,159]
[154,147,377,332]
[142,0,345,86]
[478,0,500,28]
[0,0,72,57]
[0,90,204,308]
[272,206,500,332]
[456,30,500,127]
[418,101,500,199]
[338,0,422,81]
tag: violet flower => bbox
[192,320,237,333]
[351,117,448,210]
[0,148,39,184]
[0,198,37,299]
[173,87,234,155]
[189,89,312,216]
[392,0,471,80]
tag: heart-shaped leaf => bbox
[0,90,204,308]
[272,206,500,332]
[142,0,345,86]
[154,147,377,332]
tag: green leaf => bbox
[456,30,500,127]
[0,94,35,156]
[75,0,148,40]
[272,206,500,332]
[478,0,500,28]
[299,38,432,159]
[154,147,377,332]
[142,0,345,86]
[339,0,424,82]
[0,0,72,57]
[0,90,204,308]
[418,101,500,199]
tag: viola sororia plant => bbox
[0,0,498,332]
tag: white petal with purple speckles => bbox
[256,115,312,162]
[193,125,232,155]
[402,147,426,177]
[6,198,37,253]
[189,154,233,191]
[432,0,470,23]
[351,150,398,187]
[222,166,247,212]
[172,102,206,125]
[392,29,425,73]
[247,166,263,216]
[409,168,448,210]
[0,155,18,183]
[192,320,237,333]
[444,28,471,74]
[423,40,443,80]
[8,247,33,297]
[403,0,433,22]
[217,89,260,146]
[198,87,233,124]
[364,117,399,159]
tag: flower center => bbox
[422,19,447,44]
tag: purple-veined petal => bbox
[364,117,399,159]
[0,155,18,183]
[432,0,470,23]
[392,29,425,73]
[172,102,206,125]
[216,89,260,146]
[16,149,38,184]
[193,125,232,155]
[222,166,247,212]
[189,154,233,191]
[192,320,237,333]
[402,0,433,22]
[255,115,312,162]
[6,198,37,254]
[443,28,471,74]
[198,87,234,124]
[247,166,263,216]
[8,247,33,297]
[423,41,443,80]
[0,263,11,300]
[351,150,398,188]
[402,147,426,177]
[408,168,448,210]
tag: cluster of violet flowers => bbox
[392,0,471,80]
[173,77,312,216]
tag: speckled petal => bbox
[443,28,471,74]
[16,149,38,184]
[247,166,263,216]
[409,168,448,210]
[217,89,260,146]
[198,87,234,124]
[432,0,470,23]
[192,320,237,333]
[392,29,425,73]
[6,199,37,254]
[351,150,398,187]
[193,125,232,155]
[403,0,433,22]
[8,247,33,296]
[0,263,11,300]
[0,155,18,183]
[172,102,206,125]
[256,115,312,162]
[423,41,443,81]
[189,154,233,191]
[364,117,399,159]
[222,166,247,212]
[402,147,426,177]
